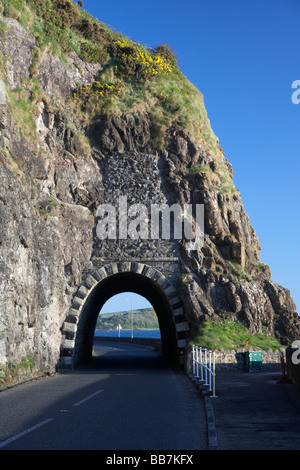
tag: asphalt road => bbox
[0,342,207,451]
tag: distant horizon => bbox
[99,292,153,315]
[99,305,154,315]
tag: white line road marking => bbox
[0,419,53,449]
[0,390,104,449]
[73,389,104,407]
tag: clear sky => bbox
[78,0,300,313]
[101,293,152,315]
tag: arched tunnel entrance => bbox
[60,263,190,370]
[75,272,179,366]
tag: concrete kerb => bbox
[188,373,219,451]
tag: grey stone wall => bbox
[186,348,285,374]
[92,150,180,262]
[214,348,284,371]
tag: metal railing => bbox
[192,345,217,397]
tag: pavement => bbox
[190,368,300,451]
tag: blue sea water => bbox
[94,329,161,339]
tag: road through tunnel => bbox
[60,263,190,370]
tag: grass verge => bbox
[190,319,282,351]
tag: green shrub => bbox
[79,41,109,64]
[155,44,178,70]
[112,39,173,81]
[71,78,125,110]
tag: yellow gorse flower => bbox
[71,78,125,103]
[114,40,172,78]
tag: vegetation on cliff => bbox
[190,319,282,352]
[1,0,218,152]
[0,357,36,390]
[96,308,159,331]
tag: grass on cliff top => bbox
[1,0,220,154]
[190,319,282,351]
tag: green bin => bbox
[245,351,262,372]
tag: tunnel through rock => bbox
[72,272,181,367]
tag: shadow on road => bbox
[0,341,206,450]
[80,341,176,373]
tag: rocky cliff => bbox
[0,0,299,374]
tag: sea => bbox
[94,329,161,339]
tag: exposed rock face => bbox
[0,15,298,374]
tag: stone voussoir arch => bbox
[60,262,190,369]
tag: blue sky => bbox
[78,0,300,313]
[101,293,152,314]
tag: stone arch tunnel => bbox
[60,262,190,369]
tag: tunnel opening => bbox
[73,272,180,368]
[95,292,160,340]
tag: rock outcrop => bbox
[0,7,298,374]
